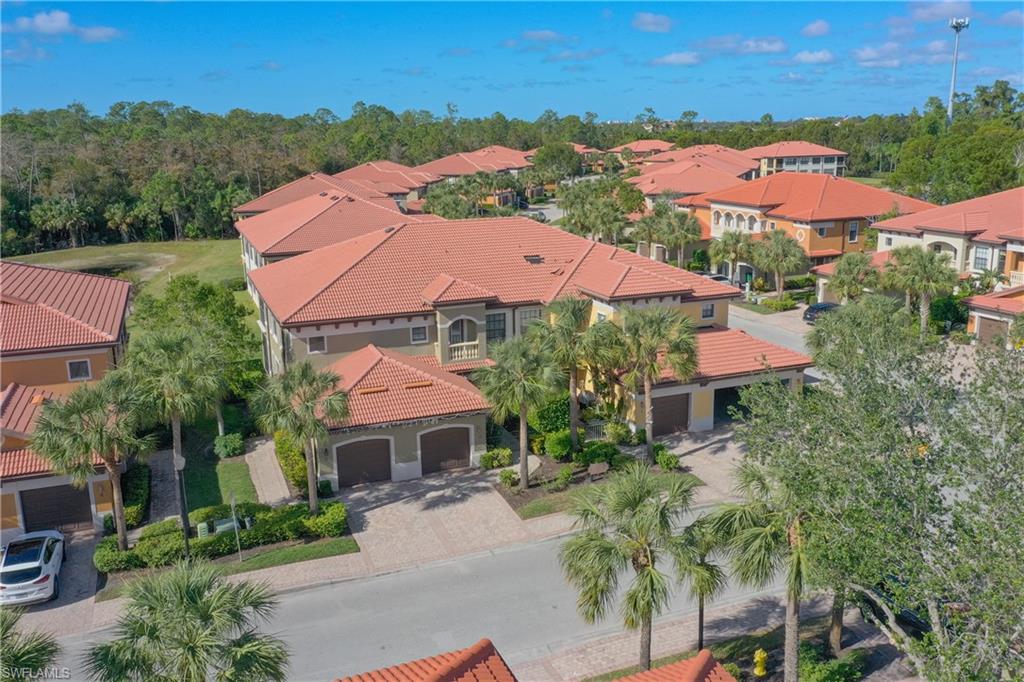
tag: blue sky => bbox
[2,2,1022,121]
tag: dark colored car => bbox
[802,302,839,324]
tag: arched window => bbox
[747,216,757,231]
[713,211,721,226]
[724,213,734,229]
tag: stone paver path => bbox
[18,533,100,638]
[146,449,179,522]
[660,427,744,506]
[245,437,292,506]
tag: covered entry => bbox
[977,317,1009,345]
[20,484,92,533]
[420,427,471,474]
[652,393,689,436]
[336,439,392,487]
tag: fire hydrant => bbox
[753,648,768,677]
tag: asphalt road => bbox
[727,305,823,381]
[56,515,782,681]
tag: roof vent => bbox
[30,394,47,406]
[383,226,396,233]
[329,195,340,201]
[403,380,433,389]
[319,191,328,197]
[356,386,388,395]
[524,254,544,264]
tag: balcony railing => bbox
[448,341,480,362]
[1010,270,1024,287]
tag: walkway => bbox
[146,449,178,522]
[245,437,292,506]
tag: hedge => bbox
[479,448,513,469]
[102,463,150,534]
[527,391,571,434]
[214,433,244,459]
[573,440,618,466]
[274,430,308,494]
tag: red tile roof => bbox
[235,190,428,257]
[810,250,892,277]
[872,187,1024,245]
[249,219,741,326]
[657,326,812,384]
[336,638,515,682]
[615,650,736,682]
[644,145,758,177]
[962,285,1024,317]
[1,261,131,355]
[414,145,532,177]
[627,162,748,197]
[742,140,846,159]
[1,383,54,439]
[334,160,442,194]
[702,172,933,222]
[609,140,675,154]
[421,274,498,305]
[233,172,397,214]
[0,447,104,480]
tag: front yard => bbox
[183,403,259,510]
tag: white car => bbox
[0,531,65,606]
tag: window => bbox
[769,221,776,231]
[596,312,608,322]
[485,314,506,344]
[884,236,893,247]
[747,216,756,231]
[817,226,828,238]
[848,221,859,243]
[410,326,429,344]
[701,303,715,320]
[812,157,821,164]
[307,336,326,354]
[713,211,721,226]
[518,308,542,331]
[973,245,990,271]
[996,249,1006,273]
[449,319,467,345]
[825,156,835,164]
[67,359,91,381]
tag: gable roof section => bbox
[1,384,54,440]
[872,187,1024,245]
[421,274,498,305]
[962,285,1024,317]
[234,190,427,256]
[644,145,758,176]
[615,650,736,682]
[233,172,396,214]
[323,345,490,430]
[609,139,675,154]
[414,145,532,177]
[335,638,515,682]
[810,250,892,277]
[742,140,846,159]
[249,218,741,326]
[656,326,812,385]
[627,161,748,197]
[0,261,131,355]
[702,172,934,222]
[334,160,442,193]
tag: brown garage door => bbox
[652,393,689,437]
[977,317,1009,346]
[20,484,93,533]
[420,427,471,475]
[337,439,392,487]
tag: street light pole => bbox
[946,17,969,125]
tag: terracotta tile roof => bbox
[810,250,892,277]
[872,187,1024,245]
[615,650,736,682]
[656,326,813,385]
[808,249,844,258]
[323,345,489,430]
[644,145,758,176]
[334,161,442,193]
[1,383,55,439]
[742,140,847,159]
[235,190,428,257]
[1,261,131,355]
[627,162,748,197]
[233,172,397,214]
[421,274,498,305]
[702,172,933,222]
[414,355,494,375]
[249,219,741,326]
[336,638,515,682]
[609,140,675,154]
[0,447,104,480]
[962,285,1024,317]
[414,145,532,177]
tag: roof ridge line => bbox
[544,239,598,302]
[266,195,343,250]
[343,344,387,390]
[1,259,130,287]
[36,301,116,341]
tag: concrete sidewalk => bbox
[245,437,292,506]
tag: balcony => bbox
[448,341,480,362]
[1010,270,1024,287]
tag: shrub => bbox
[303,501,348,537]
[629,429,646,446]
[527,391,571,434]
[93,537,143,573]
[220,275,247,292]
[688,249,710,271]
[317,479,334,498]
[544,465,574,492]
[274,430,308,493]
[763,296,798,312]
[134,531,185,568]
[931,294,968,326]
[798,642,867,682]
[574,440,618,466]
[480,447,513,469]
[213,433,245,459]
[949,329,973,345]
[529,434,546,455]
[139,518,180,539]
[103,464,151,533]
[498,469,519,489]
[722,662,744,681]
[784,274,816,290]
[603,421,631,445]
[752,276,770,292]
[189,502,270,526]
[656,449,679,471]
[544,429,574,461]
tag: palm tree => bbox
[752,230,808,298]
[251,361,348,516]
[620,306,697,461]
[882,246,921,314]
[590,197,626,244]
[710,462,808,681]
[972,268,1008,293]
[886,248,958,333]
[560,462,700,671]
[86,561,289,682]
[658,211,703,266]
[32,376,154,551]
[708,231,754,285]
[677,518,727,651]
[827,252,879,303]
[126,330,224,557]
[0,608,59,678]
[473,337,562,492]
[529,297,592,453]
[633,206,663,259]
[578,320,628,418]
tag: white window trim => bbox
[307,336,327,354]
[410,326,429,345]
[701,303,716,320]
[848,221,859,244]
[67,359,92,382]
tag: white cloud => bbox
[994,9,1024,27]
[910,1,971,22]
[776,71,808,83]
[793,49,834,64]
[801,19,830,37]
[650,51,700,66]
[924,39,948,53]
[854,42,902,68]
[521,29,570,43]
[543,48,608,63]
[2,38,50,62]
[739,37,787,54]
[2,9,120,43]
[632,12,673,33]
[884,16,915,38]
[696,34,786,54]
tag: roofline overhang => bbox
[326,409,491,434]
[1,340,119,357]
[651,363,815,388]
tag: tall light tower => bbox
[946,17,969,124]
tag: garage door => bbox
[977,317,1009,346]
[336,439,392,487]
[420,427,471,475]
[20,485,93,533]
[652,394,689,437]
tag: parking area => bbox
[16,532,99,638]
[659,427,745,507]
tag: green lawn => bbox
[733,301,779,315]
[515,471,703,520]
[183,406,258,510]
[847,176,886,188]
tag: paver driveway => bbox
[338,468,532,572]
[17,532,99,638]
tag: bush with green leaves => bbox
[763,295,798,312]
[784,274,817,290]
[93,536,145,572]
[302,501,348,537]
[139,518,180,539]
[797,642,868,682]
[545,465,575,492]
[480,447,513,469]
[603,421,631,445]
[498,469,519,489]
[722,662,744,681]
[317,479,333,498]
[530,434,546,455]
[574,440,618,466]
[213,432,244,459]
[103,463,151,534]
[544,429,574,461]
[629,429,646,446]
[134,530,186,567]
[273,429,308,493]
[656,449,679,471]
[527,391,571,434]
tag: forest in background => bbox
[2,80,1022,256]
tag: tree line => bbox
[2,80,1022,255]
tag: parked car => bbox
[803,302,839,324]
[523,210,548,223]
[0,531,65,606]
[706,274,732,284]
